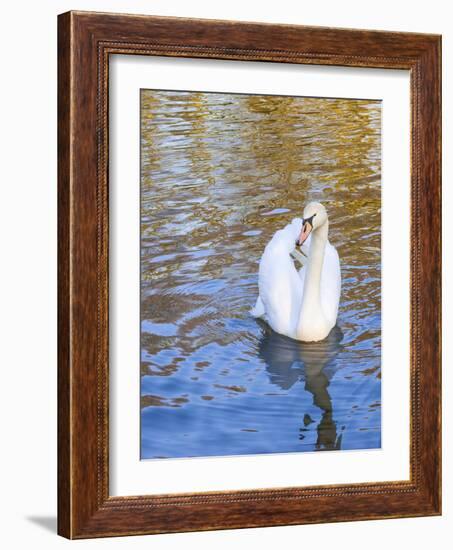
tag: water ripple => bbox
[140,90,381,459]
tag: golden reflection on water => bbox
[140,89,381,459]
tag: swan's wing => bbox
[258,250,303,336]
[250,295,266,319]
[320,242,341,328]
[259,261,302,336]
[252,221,305,336]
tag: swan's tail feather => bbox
[251,296,266,319]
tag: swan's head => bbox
[296,202,328,246]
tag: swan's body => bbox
[251,202,341,342]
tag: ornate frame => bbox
[58,11,441,538]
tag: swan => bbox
[251,202,341,342]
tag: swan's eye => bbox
[303,213,316,228]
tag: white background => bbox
[0,0,450,548]
[111,57,410,495]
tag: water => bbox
[140,90,381,459]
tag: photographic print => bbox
[140,89,381,459]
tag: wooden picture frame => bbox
[58,10,441,539]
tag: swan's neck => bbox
[296,222,328,339]
[304,222,328,303]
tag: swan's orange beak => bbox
[297,221,312,247]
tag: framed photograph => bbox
[58,11,441,539]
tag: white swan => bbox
[251,202,341,342]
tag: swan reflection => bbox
[258,324,343,450]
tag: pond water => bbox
[140,90,381,459]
